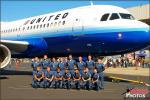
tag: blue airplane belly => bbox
[12,30,150,57]
[42,30,149,55]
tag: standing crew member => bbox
[59,58,66,75]
[92,68,100,91]
[86,55,95,74]
[68,55,76,76]
[32,57,41,71]
[44,66,54,88]
[96,59,105,89]
[77,56,86,75]
[82,67,91,90]
[63,68,71,89]
[51,57,59,75]
[73,68,81,90]
[32,65,44,88]
[55,67,63,88]
[42,55,51,71]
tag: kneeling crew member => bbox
[32,66,44,88]
[82,67,91,90]
[92,68,100,91]
[63,68,71,89]
[44,66,54,88]
[55,67,63,88]
[73,68,81,90]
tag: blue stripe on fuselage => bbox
[11,30,150,57]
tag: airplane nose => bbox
[123,21,150,49]
[136,21,150,45]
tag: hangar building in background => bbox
[127,4,150,25]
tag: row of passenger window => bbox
[1,21,65,33]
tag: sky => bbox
[1,0,149,21]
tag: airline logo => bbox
[23,12,69,25]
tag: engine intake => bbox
[0,44,11,69]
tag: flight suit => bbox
[42,59,51,71]
[96,63,104,89]
[32,70,44,88]
[44,70,54,88]
[59,61,66,75]
[32,61,42,71]
[51,61,59,75]
[55,71,63,88]
[63,72,71,89]
[77,61,86,75]
[73,72,81,90]
[68,59,76,75]
[92,73,100,91]
[82,72,91,90]
[86,60,95,74]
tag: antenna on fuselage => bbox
[90,1,94,6]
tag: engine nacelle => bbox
[0,44,11,69]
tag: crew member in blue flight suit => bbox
[92,68,100,91]
[32,57,42,71]
[77,56,86,75]
[59,58,66,75]
[86,55,95,74]
[73,68,81,90]
[68,55,76,76]
[51,57,59,75]
[96,58,105,89]
[62,68,71,89]
[41,55,51,71]
[54,67,63,88]
[82,67,91,90]
[32,65,44,88]
[43,66,54,88]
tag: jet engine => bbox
[0,44,11,69]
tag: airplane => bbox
[0,5,150,68]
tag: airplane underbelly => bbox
[12,30,149,57]
[44,30,149,55]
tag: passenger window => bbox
[37,25,39,29]
[101,13,109,21]
[47,23,49,27]
[54,22,57,27]
[33,25,36,29]
[50,23,53,27]
[109,13,120,20]
[58,21,61,26]
[40,24,42,28]
[43,24,46,28]
[62,21,65,25]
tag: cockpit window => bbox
[119,13,134,20]
[109,13,120,20]
[100,13,109,21]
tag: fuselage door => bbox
[72,18,83,36]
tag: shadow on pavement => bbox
[0,69,32,75]
[0,76,9,80]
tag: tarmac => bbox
[0,61,150,100]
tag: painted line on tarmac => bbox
[109,76,150,86]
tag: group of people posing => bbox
[31,55,105,91]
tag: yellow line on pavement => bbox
[109,76,150,86]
